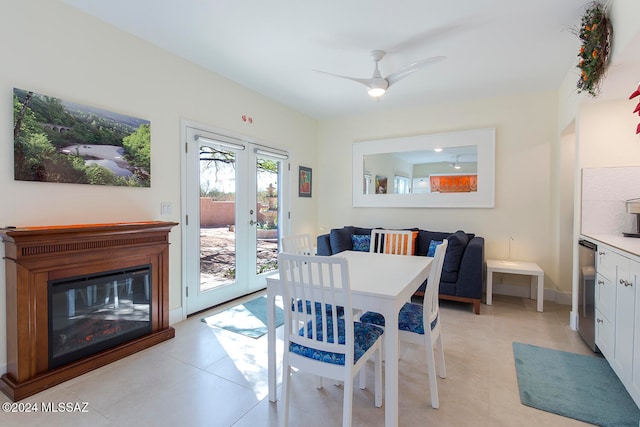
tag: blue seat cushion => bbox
[290,317,383,365]
[359,303,438,334]
[292,299,345,317]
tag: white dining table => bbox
[266,250,432,427]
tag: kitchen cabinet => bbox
[593,241,639,407]
[612,255,637,381]
[594,247,618,359]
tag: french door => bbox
[183,125,289,315]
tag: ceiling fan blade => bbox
[385,55,446,86]
[313,69,374,87]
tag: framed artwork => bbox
[375,175,388,194]
[298,166,312,197]
[13,87,151,187]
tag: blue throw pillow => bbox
[351,234,371,252]
[441,230,469,282]
[427,240,443,257]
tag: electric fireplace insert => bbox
[48,265,152,369]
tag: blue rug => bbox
[513,342,640,427]
[202,295,284,338]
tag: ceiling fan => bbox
[314,50,445,98]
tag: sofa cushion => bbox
[351,234,371,252]
[329,226,372,254]
[416,230,450,256]
[441,230,469,283]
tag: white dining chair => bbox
[278,252,384,427]
[281,233,314,255]
[360,239,448,409]
[369,229,415,255]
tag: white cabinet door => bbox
[597,246,617,282]
[613,258,636,380]
[596,308,614,359]
[596,272,616,322]
[634,260,640,398]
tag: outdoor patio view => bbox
[200,146,279,291]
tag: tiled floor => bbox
[0,294,595,427]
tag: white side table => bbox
[486,259,545,312]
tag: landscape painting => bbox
[13,88,150,187]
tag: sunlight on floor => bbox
[207,297,286,401]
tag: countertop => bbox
[581,233,640,258]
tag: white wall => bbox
[0,1,317,373]
[316,92,563,295]
[579,99,640,168]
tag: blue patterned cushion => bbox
[290,317,383,365]
[292,300,344,317]
[351,234,371,252]
[427,240,443,257]
[359,303,438,334]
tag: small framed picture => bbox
[375,175,388,194]
[298,166,312,198]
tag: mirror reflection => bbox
[352,128,495,208]
[363,145,478,195]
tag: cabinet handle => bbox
[597,318,603,324]
[599,251,606,255]
[597,280,604,285]
[619,279,633,287]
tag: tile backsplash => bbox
[582,166,640,235]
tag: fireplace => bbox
[0,221,177,401]
[48,265,153,369]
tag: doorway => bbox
[183,124,289,315]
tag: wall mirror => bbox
[353,128,495,208]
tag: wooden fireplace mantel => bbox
[0,221,178,401]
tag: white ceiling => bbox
[62,0,627,119]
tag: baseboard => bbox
[492,283,572,305]
[570,310,578,330]
[169,307,185,325]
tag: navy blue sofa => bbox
[317,226,485,314]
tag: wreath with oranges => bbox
[576,2,612,97]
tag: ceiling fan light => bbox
[368,87,386,97]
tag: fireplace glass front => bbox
[48,265,152,368]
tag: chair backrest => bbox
[278,253,355,365]
[370,229,415,255]
[424,239,448,326]
[281,234,314,255]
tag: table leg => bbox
[486,269,493,305]
[384,307,399,427]
[535,274,543,312]
[267,289,277,402]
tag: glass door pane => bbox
[199,145,237,292]
[255,155,280,276]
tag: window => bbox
[394,175,411,194]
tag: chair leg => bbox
[281,363,291,427]
[435,335,446,379]
[374,344,382,408]
[359,367,366,390]
[425,337,440,409]
[316,375,324,389]
[342,376,354,427]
